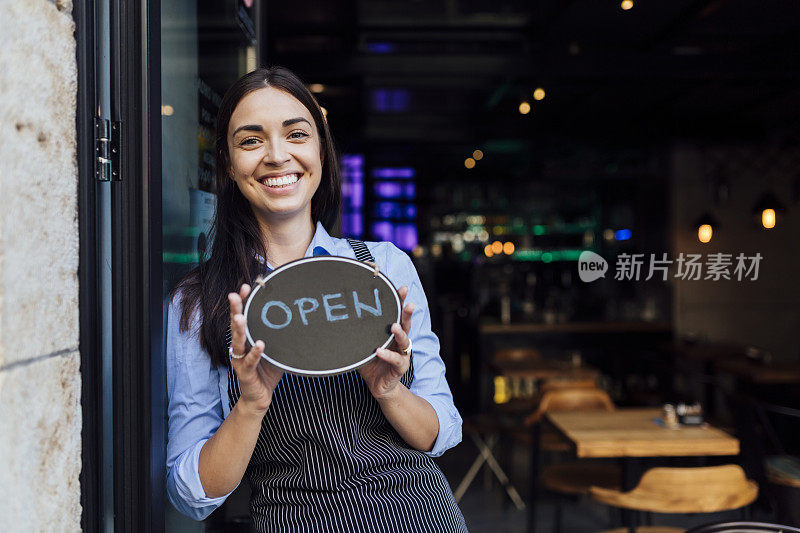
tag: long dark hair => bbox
[171,66,341,367]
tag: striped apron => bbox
[227,240,468,533]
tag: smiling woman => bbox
[228,89,322,220]
[164,67,467,533]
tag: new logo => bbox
[578,251,608,282]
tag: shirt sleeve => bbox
[166,295,237,520]
[384,243,463,457]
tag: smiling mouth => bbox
[257,173,302,188]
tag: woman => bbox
[166,66,468,532]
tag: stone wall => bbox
[0,1,82,530]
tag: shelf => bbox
[479,321,673,335]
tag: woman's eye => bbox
[289,131,309,140]
[240,137,259,146]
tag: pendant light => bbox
[694,213,718,244]
[752,192,784,229]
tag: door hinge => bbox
[95,118,122,181]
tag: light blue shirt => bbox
[165,221,463,520]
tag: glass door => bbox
[160,0,259,529]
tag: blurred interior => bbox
[160,1,800,531]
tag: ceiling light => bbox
[464,158,476,169]
[473,149,483,160]
[309,83,325,93]
[621,0,634,10]
[519,101,531,115]
[533,88,545,101]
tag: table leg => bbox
[453,433,497,502]
[621,458,640,533]
[476,436,526,510]
[527,423,541,533]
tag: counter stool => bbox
[592,465,759,533]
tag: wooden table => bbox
[527,408,739,533]
[546,408,739,458]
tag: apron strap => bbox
[345,238,375,262]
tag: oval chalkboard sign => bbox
[243,256,401,376]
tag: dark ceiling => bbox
[264,0,800,149]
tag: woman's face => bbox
[227,87,323,224]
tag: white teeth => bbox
[263,173,300,187]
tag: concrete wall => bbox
[0,1,82,530]
[670,141,800,362]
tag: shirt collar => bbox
[258,220,336,270]
[307,220,337,257]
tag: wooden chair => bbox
[603,526,686,533]
[592,465,759,533]
[491,347,542,370]
[539,377,598,394]
[525,387,615,426]
[525,386,614,453]
[685,521,800,533]
[526,387,621,532]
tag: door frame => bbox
[77,0,165,530]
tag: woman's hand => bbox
[229,284,283,416]
[358,286,415,401]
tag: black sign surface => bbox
[243,256,401,376]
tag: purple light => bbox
[404,205,417,219]
[374,182,404,199]
[395,224,418,251]
[342,213,363,237]
[403,183,416,198]
[372,167,416,179]
[349,182,363,208]
[341,153,364,236]
[372,221,394,242]
[366,42,395,54]
[341,154,364,168]
[370,89,410,112]
[374,202,398,219]
[372,90,390,112]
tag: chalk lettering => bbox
[261,301,292,329]
[353,288,382,318]
[322,293,349,322]
[293,297,320,325]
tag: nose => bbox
[262,138,290,166]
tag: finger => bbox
[398,286,409,307]
[229,291,243,317]
[230,313,248,356]
[376,348,407,372]
[401,302,415,335]
[244,340,264,371]
[391,323,411,352]
[239,283,251,302]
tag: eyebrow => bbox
[231,117,312,137]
